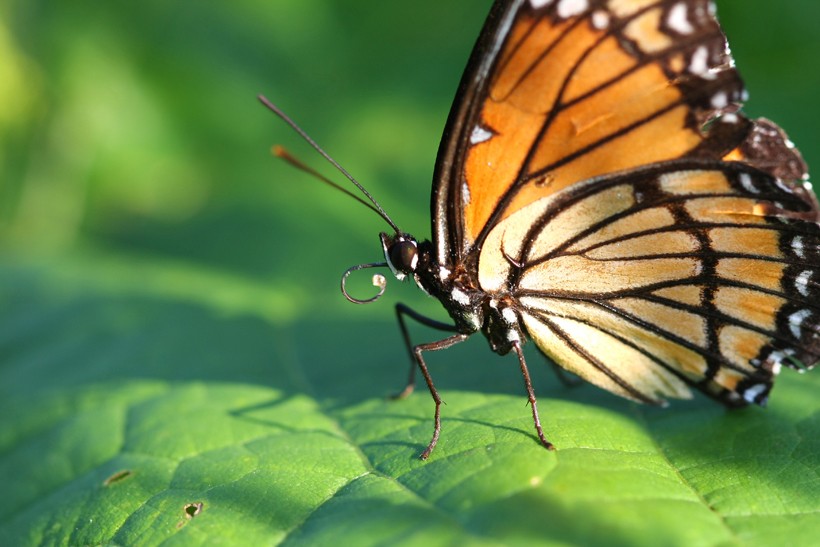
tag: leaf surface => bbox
[1,258,817,546]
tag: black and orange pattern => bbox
[373,0,818,457]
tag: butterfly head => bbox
[381,232,419,281]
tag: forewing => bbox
[433,0,752,267]
[478,161,820,405]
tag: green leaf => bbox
[1,257,818,546]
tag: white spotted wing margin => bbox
[477,159,820,407]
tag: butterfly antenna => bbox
[272,145,382,216]
[258,94,401,234]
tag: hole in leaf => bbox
[184,502,204,519]
[103,470,132,486]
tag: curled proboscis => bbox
[341,262,389,304]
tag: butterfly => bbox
[264,0,819,460]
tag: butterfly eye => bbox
[390,240,418,274]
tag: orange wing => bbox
[432,0,757,266]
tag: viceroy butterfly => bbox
[263,0,819,459]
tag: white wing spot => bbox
[507,329,521,342]
[775,179,792,193]
[768,348,795,368]
[793,236,805,258]
[738,172,758,194]
[591,10,610,29]
[742,383,768,404]
[795,270,812,297]
[530,0,554,8]
[689,46,710,76]
[789,309,812,339]
[722,112,739,124]
[439,266,451,281]
[557,0,588,18]
[711,91,728,109]
[470,125,493,145]
[668,3,694,34]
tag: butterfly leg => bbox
[392,303,459,399]
[513,341,555,451]
[410,332,470,460]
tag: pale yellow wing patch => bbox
[478,165,820,404]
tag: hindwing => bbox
[478,161,819,404]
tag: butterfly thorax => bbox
[381,232,524,355]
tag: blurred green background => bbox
[0,1,489,327]
[1,0,818,324]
